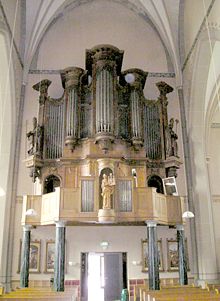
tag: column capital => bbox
[145,220,157,227]
[176,224,184,231]
[54,220,67,227]
[23,225,32,231]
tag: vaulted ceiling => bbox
[24,0,182,83]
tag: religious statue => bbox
[101,173,115,209]
[166,118,179,157]
[26,117,43,157]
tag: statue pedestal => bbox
[98,209,116,223]
[164,156,183,177]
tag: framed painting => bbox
[167,239,189,271]
[29,240,41,273]
[167,239,179,271]
[142,239,164,272]
[162,176,178,196]
[17,240,41,273]
[45,240,55,273]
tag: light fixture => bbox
[125,73,135,84]
[25,208,37,216]
[100,241,109,250]
[182,211,194,218]
[0,186,5,197]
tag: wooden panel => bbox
[22,195,42,225]
[136,188,154,214]
[22,187,184,225]
[152,191,168,222]
[65,167,78,188]
[41,189,60,223]
[60,188,80,211]
[166,195,183,224]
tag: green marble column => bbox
[20,225,31,288]
[54,221,66,291]
[177,224,188,285]
[146,221,160,290]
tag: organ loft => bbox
[21,45,186,291]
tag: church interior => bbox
[1,1,220,301]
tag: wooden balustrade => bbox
[22,187,183,226]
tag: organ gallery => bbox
[20,45,187,293]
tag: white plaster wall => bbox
[212,201,220,271]
[208,127,220,195]
[36,1,168,72]
[207,127,220,272]
[0,32,12,276]
[205,42,220,116]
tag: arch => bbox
[24,0,180,81]
[147,175,164,194]
[43,174,61,194]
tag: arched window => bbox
[43,175,61,194]
[147,175,164,194]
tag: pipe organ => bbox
[24,44,183,225]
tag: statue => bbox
[26,117,43,157]
[166,118,179,157]
[101,173,115,209]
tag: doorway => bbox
[81,252,127,301]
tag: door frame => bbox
[80,252,127,301]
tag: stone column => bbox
[177,87,199,278]
[146,221,160,290]
[54,221,66,291]
[177,224,188,285]
[20,225,31,288]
